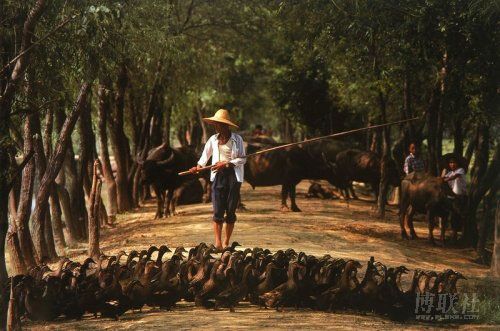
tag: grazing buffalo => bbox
[335,149,401,199]
[140,143,199,218]
[305,182,335,199]
[399,173,460,245]
[245,143,347,211]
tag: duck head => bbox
[126,250,139,265]
[230,241,241,251]
[116,251,128,264]
[158,245,172,255]
[174,246,187,257]
[147,246,159,259]
[138,249,149,260]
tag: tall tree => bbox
[30,83,91,263]
[0,0,47,282]
[97,84,118,224]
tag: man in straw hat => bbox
[189,109,246,250]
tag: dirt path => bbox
[25,182,497,330]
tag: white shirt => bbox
[444,168,467,195]
[218,139,233,162]
[197,133,246,182]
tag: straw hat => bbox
[203,109,239,128]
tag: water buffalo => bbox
[305,182,335,199]
[172,178,204,206]
[399,173,460,245]
[140,143,199,218]
[335,149,401,199]
[245,143,347,212]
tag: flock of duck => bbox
[4,242,466,324]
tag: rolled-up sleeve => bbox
[198,138,213,167]
[230,136,246,166]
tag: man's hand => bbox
[212,161,231,172]
[189,165,202,174]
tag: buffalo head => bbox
[321,153,350,190]
[139,151,176,185]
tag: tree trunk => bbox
[98,84,118,225]
[79,93,109,226]
[31,83,90,263]
[453,118,464,157]
[79,99,94,198]
[163,104,172,144]
[465,123,491,247]
[0,142,13,282]
[43,108,66,252]
[282,115,294,143]
[366,120,373,151]
[128,89,142,157]
[7,208,25,277]
[54,108,85,243]
[8,188,18,222]
[473,142,499,254]
[132,61,164,206]
[0,170,9,282]
[370,129,381,155]
[376,91,390,219]
[30,105,57,260]
[464,130,478,170]
[150,103,163,148]
[491,199,500,277]
[88,160,102,259]
[7,183,22,274]
[48,188,65,253]
[436,51,447,164]
[9,119,36,272]
[436,109,444,162]
[196,102,207,145]
[42,209,57,261]
[109,64,133,212]
[0,0,47,288]
[426,84,441,176]
[403,71,415,143]
[188,117,203,150]
[477,177,499,262]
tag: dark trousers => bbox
[212,168,241,223]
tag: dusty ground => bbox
[23,181,498,330]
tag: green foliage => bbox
[1,0,498,144]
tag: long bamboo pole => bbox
[179,117,419,176]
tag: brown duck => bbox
[316,260,362,311]
[216,264,253,312]
[259,262,304,310]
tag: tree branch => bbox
[0,0,47,114]
[0,14,77,76]
[7,149,34,191]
